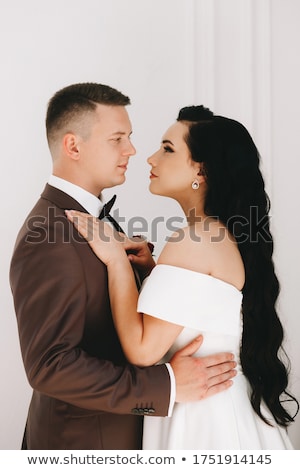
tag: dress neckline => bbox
[155,263,243,294]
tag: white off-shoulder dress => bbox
[137,264,293,450]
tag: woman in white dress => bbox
[66,105,298,449]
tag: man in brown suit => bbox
[9,83,236,450]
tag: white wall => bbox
[0,0,299,450]
[271,0,300,448]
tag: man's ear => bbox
[63,133,80,160]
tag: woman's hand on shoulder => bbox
[65,210,127,265]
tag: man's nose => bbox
[125,141,136,157]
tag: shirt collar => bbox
[48,175,103,217]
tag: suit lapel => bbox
[41,183,88,213]
[41,183,142,289]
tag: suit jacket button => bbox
[148,408,155,414]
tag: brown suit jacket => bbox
[9,184,171,450]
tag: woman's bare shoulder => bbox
[157,224,214,273]
[157,219,245,289]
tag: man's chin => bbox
[116,175,126,186]
[103,177,126,190]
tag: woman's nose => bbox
[147,151,157,165]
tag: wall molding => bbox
[192,0,272,194]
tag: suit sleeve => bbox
[9,213,171,416]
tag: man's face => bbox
[78,104,136,195]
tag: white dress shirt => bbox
[48,174,175,416]
[48,174,103,217]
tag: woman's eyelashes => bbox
[163,145,174,153]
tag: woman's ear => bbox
[63,133,80,161]
[197,163,207,183]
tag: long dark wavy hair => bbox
[177,105,299,426]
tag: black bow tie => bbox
[99,195,125,234]
[99,194,144,288]
[99,195,116,219]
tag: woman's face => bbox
[147,121,200,199]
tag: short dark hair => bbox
[46,82,130,146]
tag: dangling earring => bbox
[191,179,200,190]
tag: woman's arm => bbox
[65,210,183,366]
[107,253,183,366]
